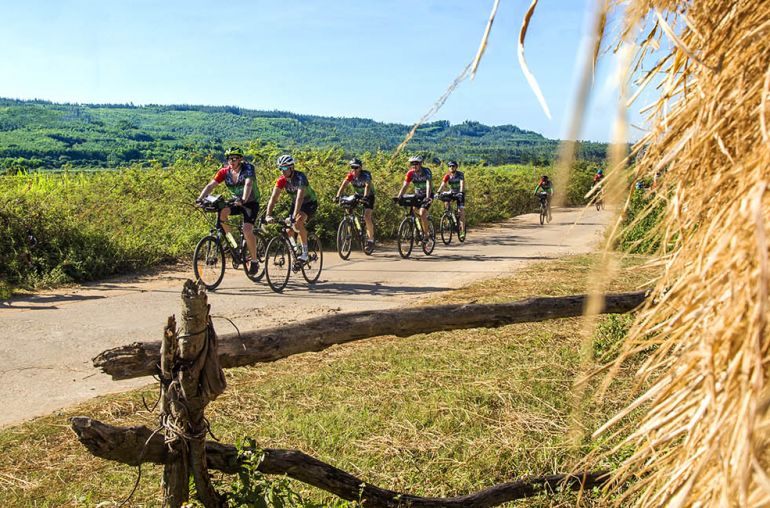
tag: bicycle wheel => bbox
[265,236,291,293]
[595,200,601,211]
[422,219,436,255]
[397,218,414,259]
[242,233,267,282]
[193,236,225,290]
[336,219,353,260]
[546,205,552,223]
[440,212,453,245]
[539,205,546,225]
[302,233,323,283]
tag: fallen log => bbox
[94,291,647,380]
[71,417,609,507]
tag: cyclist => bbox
[533,174,554,210]
[593,168,605,204]
[395,155,433,243]
[435,160,466,234]
[334,157,375,251]
[264,154,318,264]
[196,146,260,275]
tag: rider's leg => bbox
[364,208,374,241]
[418,207,430,239]
[295,212,309,259]
[242,222,257,259]
[458,205,466,230]
[219,208,232,234]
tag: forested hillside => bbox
[0,98,606,170]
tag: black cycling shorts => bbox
[226,201,259,225]
[453,192,465,208]
[358,194,375,210]
[290,200,318,219]
[418,194,432,210]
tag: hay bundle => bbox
[594,0,770,505]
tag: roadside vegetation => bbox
[0,146,597,296]
[0,254,660,507]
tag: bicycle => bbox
[336,195,374,259]
[537,192,552,225]
[192,195,267,290]
[595,190,604,211]
[438,191,466,245]
[393,194,435,258]
[263,216,323,293]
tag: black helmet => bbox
[447,160,458,167]
[349,158,362,168]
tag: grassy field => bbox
[0,254,658,507]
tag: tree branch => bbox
[70,417,609,507]
[93,291,647,380]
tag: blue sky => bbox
[0,0,639,142]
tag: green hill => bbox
[0,98,606,170]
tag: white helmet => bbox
[277,154,295,167]
[408,155,423,163]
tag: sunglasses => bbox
[409,162,420,166]
[227,156,242,161]
[279,165,293,171]
[350,165,361,169]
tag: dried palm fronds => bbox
[589,1,770,505]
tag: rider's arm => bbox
[265,186,281,216]
[335,179,349,200]
[397,181,408,199]
[437,175,447,194]
[197,179,219,201]
[460,178,465,194]
[293,188,306,221]
[241,178,254,203]
[426,178,432,198]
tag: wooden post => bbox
[160,280,223,508]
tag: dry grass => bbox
[575,1,770,506]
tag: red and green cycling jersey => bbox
[404,167,433,196]
[213,162,259,202]
[442,171,464,192]
[275,170,318,204]
[345,169,375,195]
[534,179,554,195]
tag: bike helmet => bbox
[408,155,423,164]
[349,157,362,168]
[541,175,550,180]
[597,168,604,176]
[447,160,458,168]
[225,146,244,158]
[277,154,295,168]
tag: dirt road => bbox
[0,207,608,427]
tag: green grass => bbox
[0,254,658,507]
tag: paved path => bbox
[0,207,609,427]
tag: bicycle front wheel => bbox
[440,212,453,245]
[458,217,467,243]
[302,233,324,284]
[422,219,436,255]
[539,205,546,225]
[193,236,225,290]
[546,205,552,223]
[336,219,353,260]
[397,218,414,259]
[265,236,291,293]
[243,233,267,283]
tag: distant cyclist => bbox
[196,146,260,275]
[395,155,433,243]
[335,157,375,251]
[435,160,466,233]
[593,168,604,185]
[264,155,319,264]
[534,175,554,208]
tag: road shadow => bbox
[1,293,106,310]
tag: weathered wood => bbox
[94,291,647,380]
[71,417,610,508]
[160,316,188,506]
